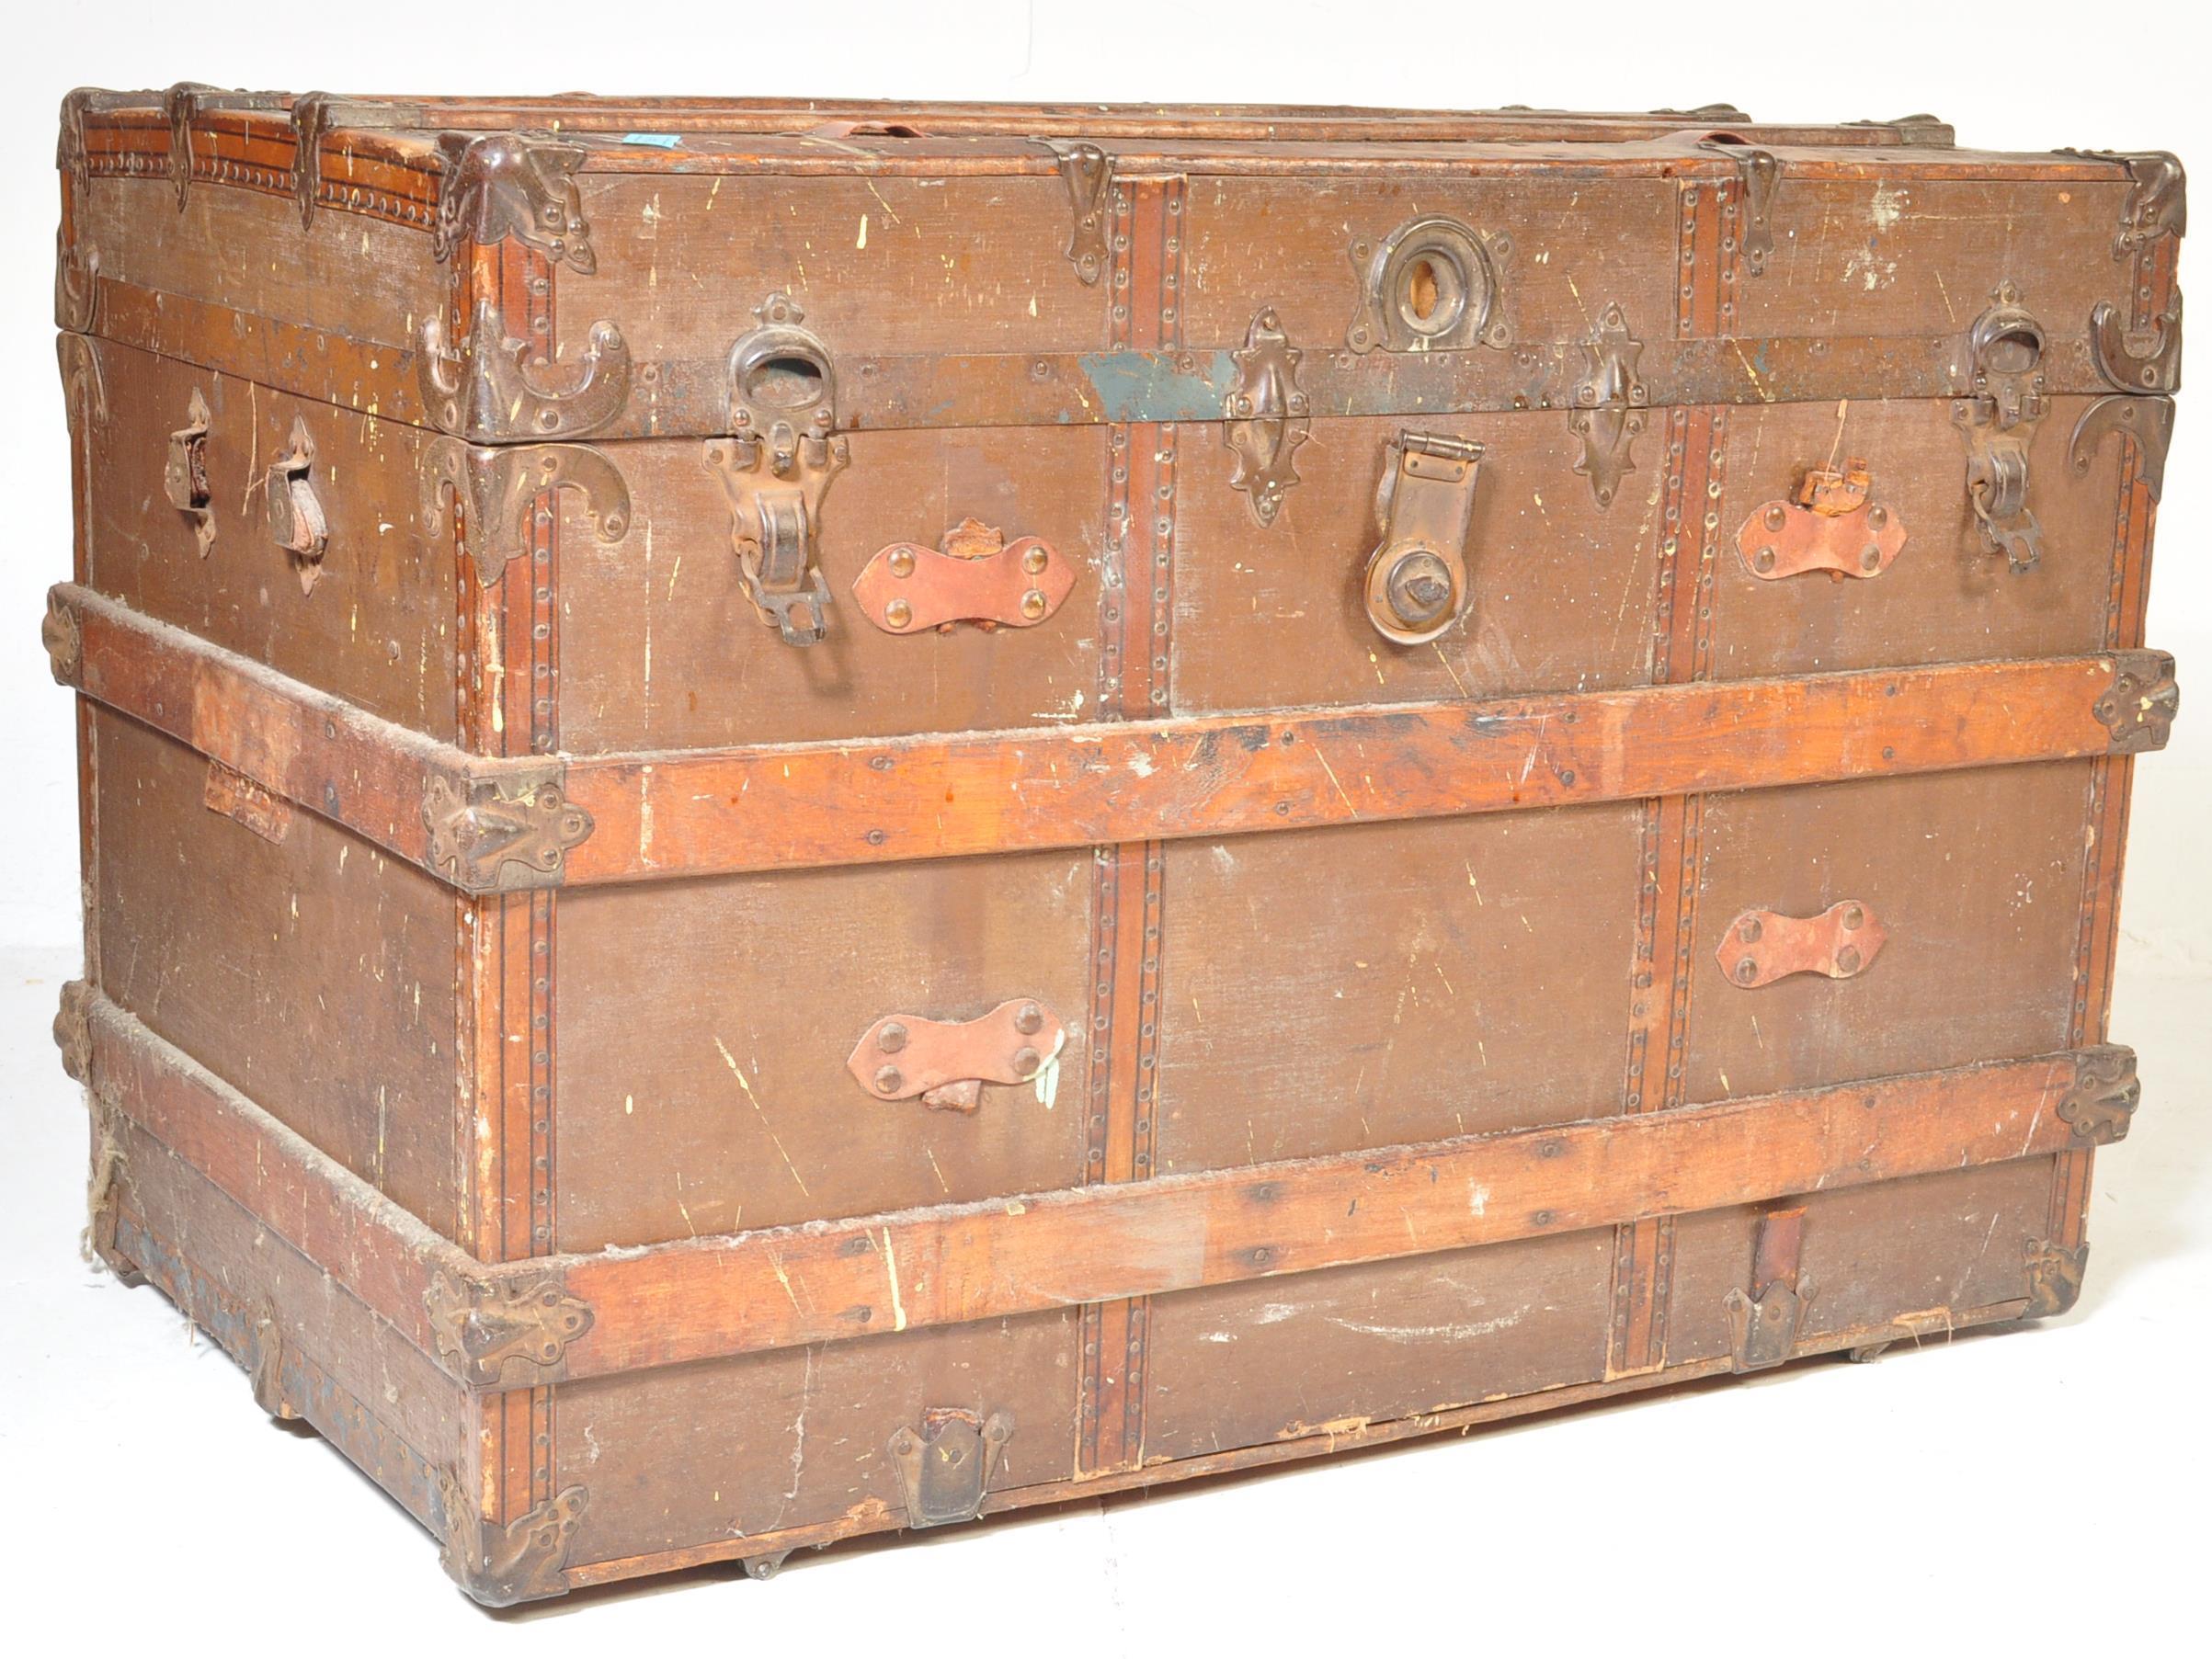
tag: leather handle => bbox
[1716,901,1887,988]
[1734,459,1907,580]
[851,518,1076,634]
[848,998,1067,1112]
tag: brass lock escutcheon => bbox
[704,291,848,646]
[165,387,215,557]
[1347,215,1511,354]
[267,416,328,595]
[1952,281,2047,573]
[1363,433,1484,646]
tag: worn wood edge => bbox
[69,272,2128,439]
[49,585,2168,891]
[561,1296,2031,1588]
[77,983,2127,1388]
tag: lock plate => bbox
[1363,432,1484,646]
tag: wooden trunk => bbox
[47,86,2183,1603]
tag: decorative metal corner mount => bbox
[1700,142,1780,276]
[57,334,108,438]
[1568,304,1648,510]
[421,770,595,894]
[2090,297,2183,396]
[424,1267,594,1388]
[2070,394,2175,503]
[2059,151,2188,260]
[419,300,632,442]
[1725,1276,1815,1373]
[1223,309,1310,528]
[290,93,333,230]
[55,234,100,335]
[2095,649,2179,755]
[437,1469,587,1608]
[423,437,632,586]
[431,131,596,273]
[41,592,82,687]
[2059,1046,2141,1147]
[889,1408,1014,1528]
[1046,141,1113,286]
[2024,1240,2088,1319]
[52,979,92,1084]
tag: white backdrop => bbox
[3,6,2206,1652]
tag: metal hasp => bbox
[2094,649,2179,755]
[438,1472,588,1608]
[418,299,632,442]
[1346,214,1511,353]
[1725,1206,1812,1373]
[1716,901,1888,988]
[1223,309,1311,526]
[1952,281,2048,573]
[1568,303,1648,508]
[851,519,1076,634]
[1701,141,1780,276]
[888,1408,1014,1528]
[849,999,1068,1113]
[1734,459,1908,580]
[2059,1045,2141,1147]
[425,1268,595,1387]
[1363,432,1484,646]
[164,387,215,556]
[266,417,327,595]
[430,131,596,272]
[705,292,849,646]
[423,437,632,586]
[1048,141,1113,285]
[421,772,595,894]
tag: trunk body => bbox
[49,87,2182,1603]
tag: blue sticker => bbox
[621,132,682,150]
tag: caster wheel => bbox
[742,1551,790,1582]
[1845,1341,1891,1364]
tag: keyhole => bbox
[1408,257,1441,322]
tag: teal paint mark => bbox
[1077,350,1237,422]
[621,132,683,149]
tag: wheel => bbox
[742,1551,790,1582]
[1845,1341,1891,1364]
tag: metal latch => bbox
[1223,309,1311,527]
[1363,432,1484,646]
[1734,459,1908,581]
[1953,281,2047,573]
[165,387,215,556]
[267,416,328,595]
[848,999,1067,1113]
[703,292,849,646]
[889,1408,1013,1528]
[1725,1206,1814,1372]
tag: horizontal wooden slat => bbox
[81,985,2125,1390]
[52,584,2165,891]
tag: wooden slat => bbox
[82,985,2116,1390]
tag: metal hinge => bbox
[889,1408,1014,1528]
[1223,308,1311,527]
[437,1469,587,1608]
[1952,281,2047,573]
[165,388,216,557]
[418,299,632,443]
[423,437,632,586]
[2093,650,2179,756]
[1363,432,1484,646]
[704,292,849,646]
[1045,141,1113,286]
[289,92,334,229]
[431,131,596,272]
[425,1268,595,1388]
[421,771,595,894]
